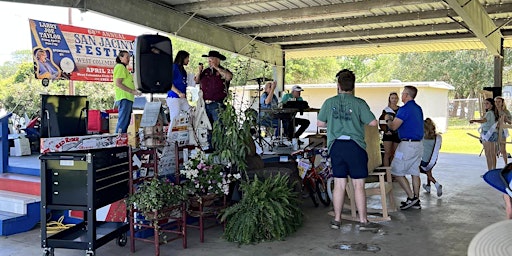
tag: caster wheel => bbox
[43,248,54,256]
[116,232,127,247]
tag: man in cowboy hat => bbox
[195,50,233,148]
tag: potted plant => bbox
[126,177,187,220]
[181,148,242,207]
[220,173,303,244]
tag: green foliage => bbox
[220,174,303,244]
[211,94,254,172]
[125,177,187,214]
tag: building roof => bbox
[13,0,512,63]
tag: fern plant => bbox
[219,173,303,244]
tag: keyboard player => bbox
[282,85,310,140]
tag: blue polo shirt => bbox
[395,100,424,140]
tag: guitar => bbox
[29,20,61,80]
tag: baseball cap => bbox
[483,165,512,196]
[292,85,303,92]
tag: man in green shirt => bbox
[317,69,378,231]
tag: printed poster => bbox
[29,19,136,82]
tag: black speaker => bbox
[133,34,173,93]
[483,86,502,98]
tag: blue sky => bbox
[0,2,157,64]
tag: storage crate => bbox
[87,110,109,134]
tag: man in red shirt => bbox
[195,50,233,148]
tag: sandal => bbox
[330,220,341,230]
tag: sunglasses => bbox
[499,167,512,197]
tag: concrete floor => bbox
[1,152,508,256]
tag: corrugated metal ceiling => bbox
[157,0,512,58]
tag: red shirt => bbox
[199,66,230,101]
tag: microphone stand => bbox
[255,78,273,151]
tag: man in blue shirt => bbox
[387,85,424,210]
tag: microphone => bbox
[248,77,273,82]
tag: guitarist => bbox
[35,49,60,80]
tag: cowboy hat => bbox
[201,50,226,61]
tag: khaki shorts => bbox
[391,141,423,177]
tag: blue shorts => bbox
[329,140,368,179]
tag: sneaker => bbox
[436,184,443,197]
[330,220,341,230]
[401,198,422,209]
[400,197,413,206]
[411,200,422,209]
[359,222,380,231]
[400,197,419,210]
[422,184,431,193]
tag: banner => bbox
[29,19,136,82]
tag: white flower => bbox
[234,173,241,180]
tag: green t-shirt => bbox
[281,93,303,103]
[113,63,135,102]
[317,93,376,151]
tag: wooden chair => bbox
[342,126,396,222]
[345,167,396,221]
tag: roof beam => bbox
[4,0,283,65]
[261,23,469,44]
[239,4,512,36]
[281,32,481,51]
[210,0,440,25]
[445,0,503,56]
[172,0,276,12]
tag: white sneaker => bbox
[436,184,443,197]
[422,184,431,193]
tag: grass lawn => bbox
[441,117,510,154]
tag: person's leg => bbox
[412,175,421,198]
[394,175,413,198]
[332,177,348,223]
[382,140,393,166]
[500,142,508,165]
[115,99,133,133]
[351,178,367,223]
[293,118,310,138]
[504,194,512,219]
[483,141,497,170]
[166,97,181,138]
[426,170,437,185]
[282,119,293,139]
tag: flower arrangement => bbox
[126,177,187,215]
[181,148,241,196]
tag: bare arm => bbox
[368,119,378,127]
[214,65,233,82]
[171,85,186,98]
[264,82,277,105]
[194,64,203,84]
[387,117,403,130]
[469,118,487,124]
[116,78,141,96]
[317,120,327,128]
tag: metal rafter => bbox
[172,0,277,12]
[445,0,503,56]
[209,0,441,25]
[238,4,511,36]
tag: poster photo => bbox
[29,19,136,82]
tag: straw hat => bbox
[467,220,512,256]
